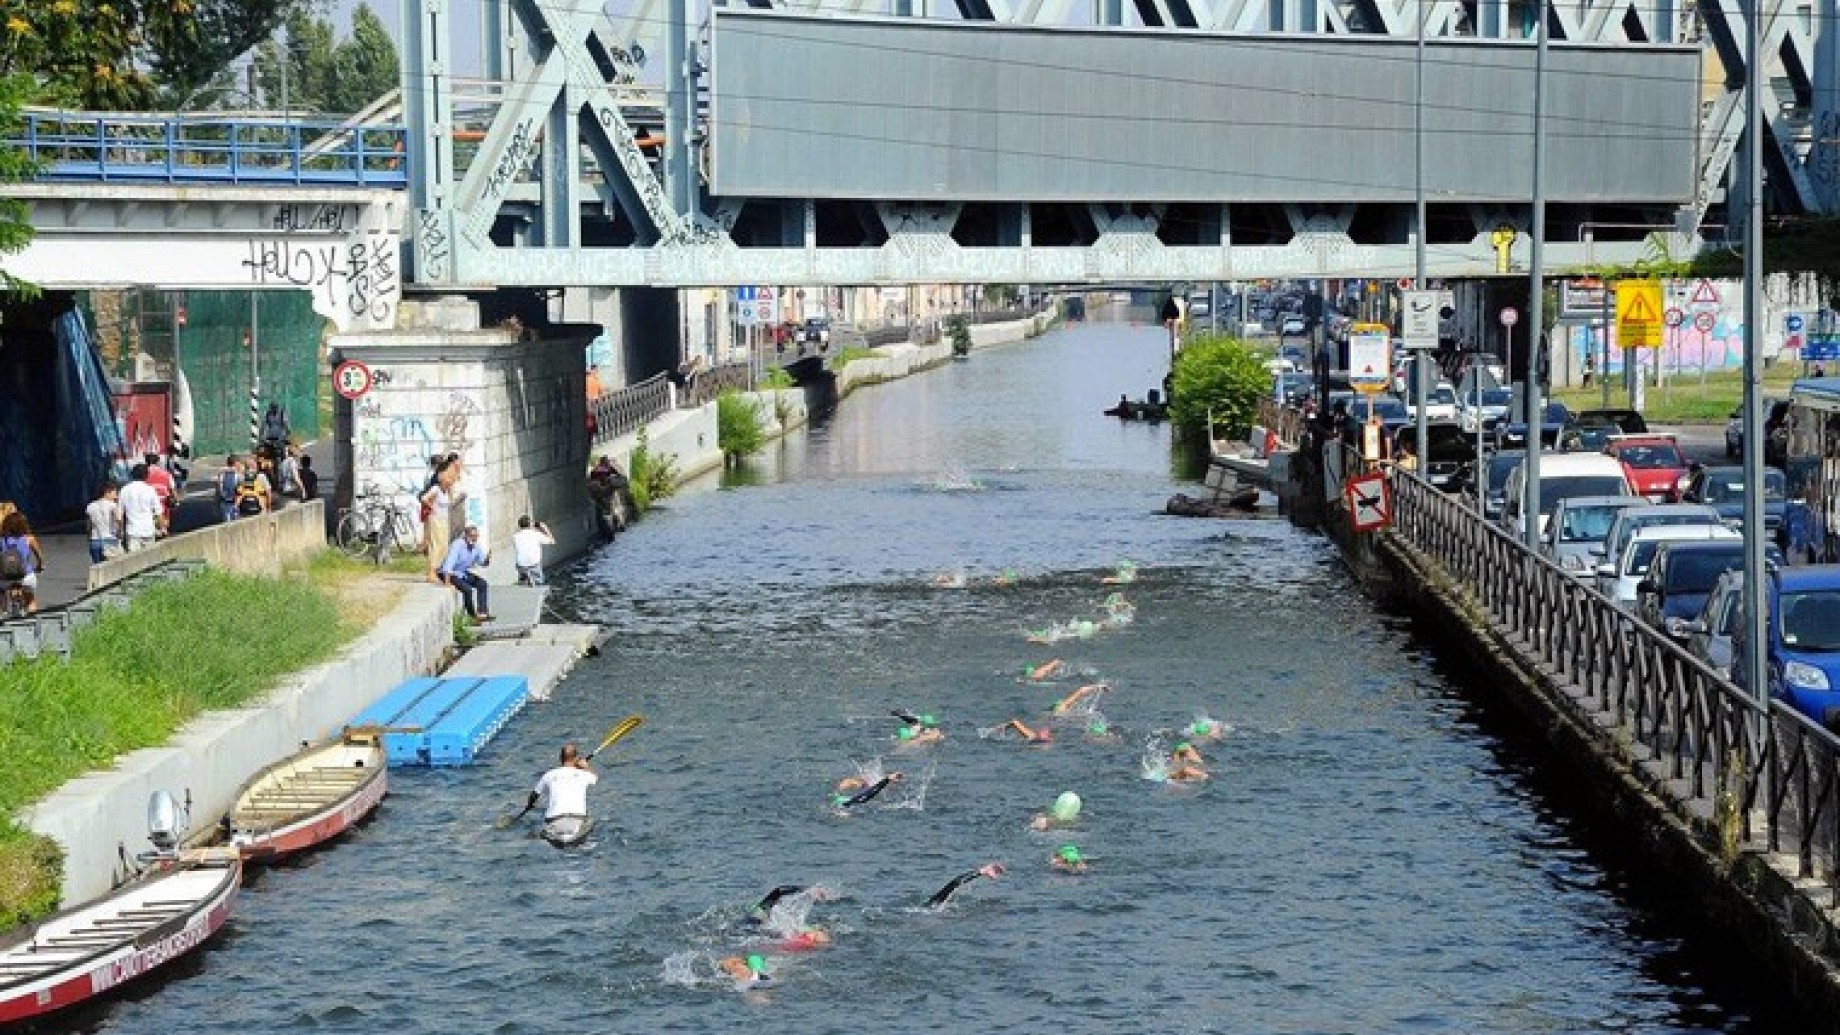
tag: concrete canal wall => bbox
[87,501,328,591]
[24,585,456,905]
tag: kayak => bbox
[541,815,594,848]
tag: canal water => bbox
[89,316,1785,1033]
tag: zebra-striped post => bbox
[248,381,261,446]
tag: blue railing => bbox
[8,111,409,188]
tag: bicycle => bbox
[335,488,419,565]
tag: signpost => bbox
[1348,322,1392,395]
[1498,307,1518,391]
[1345,472,1391,531]
[1401,291,1439,351]
[1614,279,1663,349]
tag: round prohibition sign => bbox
[1693,311,1717,334]
[333,359,374,401]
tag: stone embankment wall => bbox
[25,585,456,904]
[87,501,327,591]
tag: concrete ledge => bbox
[23,582,456,905]
[86,501,327,592]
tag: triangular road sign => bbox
[1624,292,1659,324]
[1362,365,1374,374]
[1690,279,1720,306]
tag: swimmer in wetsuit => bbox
[833,771,904,808]
[1004,719,1053,744]
[753,884,809,919]
[926,863,1005,908]
[718,953,771,985]
[892,710,944,746]
[1053,682,1110,716]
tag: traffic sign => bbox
[1498,307,1519,328]
[1346,472,1391,531]
[333,360,374,401]
[1787,313,1806,333]
[1348,323,1392,393]
[1396,276,1415,291]
[175,305,187,329]
[1615,279,1663,349]
[1664,307,1685,329]
[1401,291,1439,350]
[1693,310,1716,334]
[1689,279,1721,306]
[1806,336,1840,361]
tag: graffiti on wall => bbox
[351,383,492,543]
[242,228,401,332]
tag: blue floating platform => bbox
[347,675,530,766]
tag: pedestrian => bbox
[437,524,493,621]
[86,482,122,563]
[1582,352,1595,388]
[277,444,302,503]
[421,457,460,582]
[119,463,165,552]
[261,402,290,453]
[1817,363,1828,379]
[142,452,176,527]
[217,455,243,523]
[296,454,319,502]
[233,459,272,517]
[0,511,44,614]
[511,515,555,586]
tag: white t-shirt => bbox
[533,766,597,818]
[512,527,553,567]
[86,497,121,540]
[119,481,162,538]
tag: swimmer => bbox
[1030,790,1082,831]
[991,569,1019,587]
[891,710,944,746]
[925,862,1006,908]
[780,927,832,950]
[1082,716,1120,743]
[1101,561,1138,585]
[1053,682,1111,716]
[1184,716,1227,741]
[1051,844,1088,873]
[1167,741,1209,783]
[1004,719,1054,744]
[1024,658,1067,682]
[718,953,772,986]
[752,884,822,920]
[833,771,905,808]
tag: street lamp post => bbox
[1413,0,1429,473]
[1521,0,1549,552]
[1740,0,1769,714]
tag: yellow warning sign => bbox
[1615,279,1663,350]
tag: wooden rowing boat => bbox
[227,737,388,862]
[0,848,240,1024]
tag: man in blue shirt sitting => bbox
[439,524,494,622]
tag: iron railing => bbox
[589,373,670,444]
[1382,465,1840,902]
[10,111,409,187]
[681,362,752,408]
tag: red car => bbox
[1604,435,1689,503]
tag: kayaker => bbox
[926,862,1005,908]
[525,743,596,821]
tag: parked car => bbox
[1501,451,1632,540]
[1402,382,1459,422]
[1603,434,1690,503]
[1575,408,1649,435]
[1274,372,1315,405]
[1558,420,1620,453]
[1458,387,1513,434]
[1671,568,1742,674]
[1542,495,1648,578]
[1494,402,1573,451]
[1678,464,1787,536]
[1392,422,1474,492]
[1466,449,1526,523]
[795,317,832,347]
[1734,565,1840,731]
[1281,317,1307,337]
[1592,503,1726,598]
[1599,524,1740,612]
[1635,538,1779,633]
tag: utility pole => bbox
[1740,0,1769,713]
[1413,0,1429,472]
[1521,0,1548,552]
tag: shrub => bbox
[627,426,680,514]
[1168,333,1270,438]
[717,391,767,462]
[946,315,972,356]
[828,346,879,371]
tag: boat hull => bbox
[0,852,240,1024]
[230,740,388,863]
[541,815,593,848]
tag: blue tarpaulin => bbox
[0,301,127,522]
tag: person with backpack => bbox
[261,403,290,452]
[0,511,43,614]
[217,455,243,523]
[234,462,272,518]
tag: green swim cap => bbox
[1049,791,1082,821]
[1087,719,1109,735]
[1175,742,1193,753]
[831,793,847,806]
[920,714,938,727]
[746,954,767,974]
[897,726,916,740]
[1057,844,1083,864]
[1187,721,1209,736]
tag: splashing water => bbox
[662,951,711,987]
[885,761,936,811]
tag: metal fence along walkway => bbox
[9,111,408,188]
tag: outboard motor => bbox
[145,789,182,857]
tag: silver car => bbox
[1672,569,1742,676]
[1542,495,1648,578]
[1591,503,1725,598]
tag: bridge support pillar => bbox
[329,297,597,575]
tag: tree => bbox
[0,0,308,110]
[254,9,334,113]
[1168,333,1269,437]
[0,72,39,300]
[326,4,397,114]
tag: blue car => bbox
[1637,539,1781,633]
[1736,566,1840,730]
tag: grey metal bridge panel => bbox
[709,11,1700,204]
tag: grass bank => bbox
[1549,362,1805,424]
[0,567,356,927]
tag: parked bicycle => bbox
[335,488,419,565]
